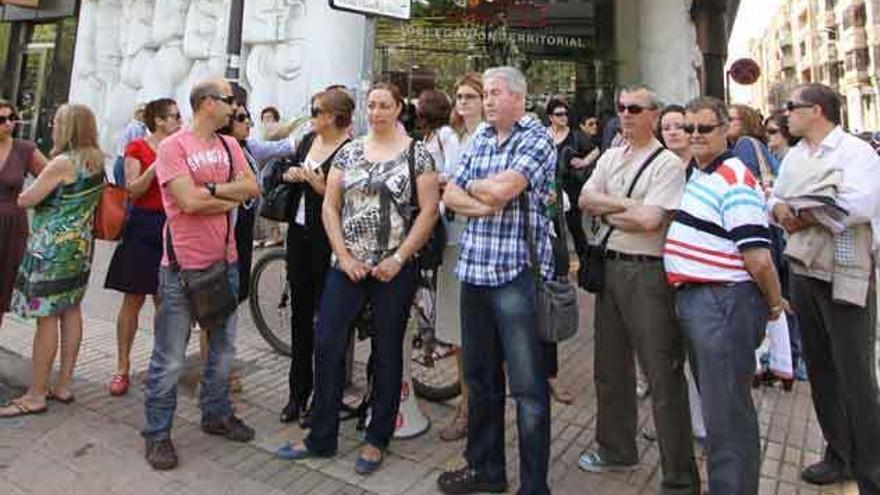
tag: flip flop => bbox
[47,390,75,404]
[0,399,48,418]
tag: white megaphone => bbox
[393,316,431,439]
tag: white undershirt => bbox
[294,157,321,225]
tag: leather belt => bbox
[604,249,662,263]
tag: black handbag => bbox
[259,157,296,221]
[577,147,665,293]
[406,139,446,269]
[165,136,238,331]
[520,191,579,343]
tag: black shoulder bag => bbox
[259,132,317,221]
[165,135,238,331]
[407,139,446,269]
[578,147,665,293]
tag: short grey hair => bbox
[684,96,730,125]
[189,79,225,113]
[483,66,528,95]
[617,84,662,109]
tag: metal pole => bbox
[225,0,245,83]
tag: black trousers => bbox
[563,182,588,256]
[285,224,331,407]
[791,274,880,494]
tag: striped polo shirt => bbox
[663,151,771,284]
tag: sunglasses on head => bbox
[0,115,16,125]
[207,94,236,105]
[682,123,722,135]
[617,104,650,115]
[785,101,814,112]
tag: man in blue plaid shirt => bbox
[436,66,556,495]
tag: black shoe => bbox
[202,415,255,442]
[437,466,508,494]
[801,460,851,485]
[280,402,301,423]
[145,438,178,470]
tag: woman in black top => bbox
[279,88,353,423]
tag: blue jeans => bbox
[141,265,240,440]
[461,270,550,495]
[676,282,766,495]
[304,264,418,455]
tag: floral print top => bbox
[332,137,434,266]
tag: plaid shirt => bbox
[451,115,556,287]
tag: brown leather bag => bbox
[93,183,129,241]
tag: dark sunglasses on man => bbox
[682,123,723,135]
[0,115,17,125]
[785,101,814,112]
[207,94,236,105]
[617,104,651,115]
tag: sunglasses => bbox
[456,93,480,101]
[552,111,568,117]
[617,104,651,115]
[233,113,251,123]
[0,115,16,125]
[682,123,722,135]
[310,106,323,118]
[207,94,236,105]
[785,101,814,112]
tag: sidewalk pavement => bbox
[0,242,861,494]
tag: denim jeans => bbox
[676,282,766,495]
[142,265,240,440]
[461,270,550,495]
[304,264,417,455]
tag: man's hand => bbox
[769,298,793,320]
[772,202,810,233]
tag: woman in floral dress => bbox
[0,104,104,417]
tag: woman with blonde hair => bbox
[0,104,105,416]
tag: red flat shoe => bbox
[109,374,130,396]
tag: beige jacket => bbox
[778,155,874,306]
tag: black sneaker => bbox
[437,466,508,494]
[145,438,178,470]
[202,415,255,442]
[801,460,852,485]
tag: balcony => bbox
[842,26,868,52]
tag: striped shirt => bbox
[663,151,771,284]
[451,116,555,287]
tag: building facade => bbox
[749,0,880,131]
[1,0,739,155]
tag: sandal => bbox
[47,390,76,404]
[0,398,48,418]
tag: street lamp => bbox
[225,0,246,99]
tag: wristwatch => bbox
[205,182,217,196]
[392,252,405,266]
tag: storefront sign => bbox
[329,0,411,20]
[401,25,590,50]
[2,0,40,7]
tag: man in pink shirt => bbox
[142,77,260,470]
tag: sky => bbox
[727,0,784,103]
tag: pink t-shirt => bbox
[155,129,248,269]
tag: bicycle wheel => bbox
[248,247,292,356]
[411,337,461,402]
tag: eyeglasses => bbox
[165,112,182,121]
[661,123,685,132]
[785,101,814,112]
[617,104,651,115]
[456,93,481,101]
[0,115,16,125]
[207,94,236,105]
[233,113,251,123]
[682,123,723,135]
[766,128,780,135]
[551,111,568,117]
